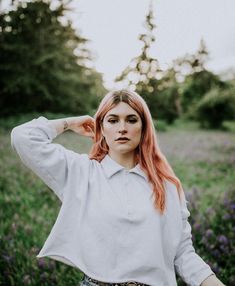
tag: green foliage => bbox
[194,87,235,129]
[136,77,179,124]
[222,120,235,132]
[180,70,226,116]
[183,187,235,285]
[152,118,168,132]
[0,0,106,117]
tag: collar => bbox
[100,154,148,181]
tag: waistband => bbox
[82,274,149,286]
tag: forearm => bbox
[201,274,225,286]
[48,117,77,136]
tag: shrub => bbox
[180,70,225,116]
[194,87,235,129]
[153,119,168,132]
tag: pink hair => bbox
[89,89,183,214]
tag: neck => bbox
[108,151,136,170]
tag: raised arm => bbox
[48,115,95,138]
[10,115,95,202]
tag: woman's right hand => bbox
[69,115,95,140]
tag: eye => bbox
[128,119,138,123]
[108,119,118,124]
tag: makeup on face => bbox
[101,102,142,158]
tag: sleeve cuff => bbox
[35,116,58,140]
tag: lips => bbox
[115,137,130,141]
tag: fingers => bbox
[83,122,94,132]
[83,124,95,139]
[82,116,95,128]
[72,115,95,138]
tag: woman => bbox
[11,89,225,286]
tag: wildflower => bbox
[217,235,229,245]
[37,258,47,269]
[23,274,31,285]
[205,229,213,238]
[194,223,201,231]
[231,203,235,210]
[222,213,231,220]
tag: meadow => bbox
[0,118,234,285]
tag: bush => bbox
[194,87,235,129]
[181,187,235,285]
[153,119,168,132]
[180,70,225,116]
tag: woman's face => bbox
[101,102,142,158]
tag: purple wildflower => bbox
[37,258,47,269]
[222,213,231,220]
[194,223,201,231]
[205,229,213,238]
[231,204,235,210]
[217,235,229,245]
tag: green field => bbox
[0,123,234,285]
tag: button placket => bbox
[124,170,132,216]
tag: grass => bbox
[0,117,234,285]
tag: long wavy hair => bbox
[89,89,183,214]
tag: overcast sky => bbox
[70,0,235,89]
[2,0,235,89]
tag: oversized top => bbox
[10,116,214,286]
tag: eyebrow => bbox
[106,114,138,118]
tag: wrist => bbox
[66,117,77,131]
[63,119,69,131]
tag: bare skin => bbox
[49,115,95,138]
[101,102,142,169]
[201,274,225,286]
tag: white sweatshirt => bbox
[10,116,214,286]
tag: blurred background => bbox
[0,0,234,285]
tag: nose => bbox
[118,121,127,134]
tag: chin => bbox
[113,147,135,155]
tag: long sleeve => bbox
[10,116,89,202]
[174,191,215,286]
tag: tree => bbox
[116,3,171,122]
[194,86,235,128]
[171,39,227,116]
[0,0,106,116]
[115,1,161,90]
[173,38,209,82]
[180,70,226,117]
